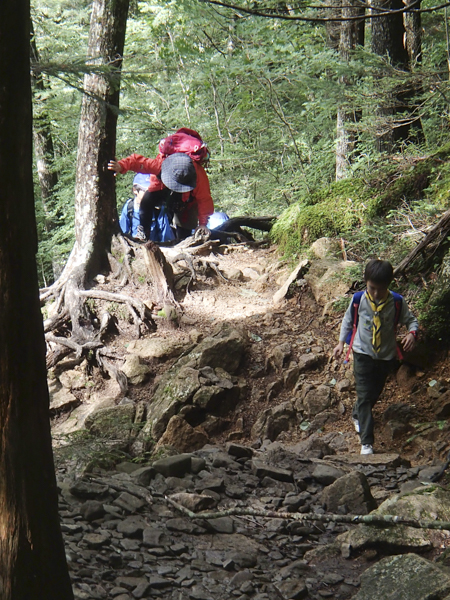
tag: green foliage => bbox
[418,287,450,341]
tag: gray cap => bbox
[161,153,197,193]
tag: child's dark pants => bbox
[352,352,396,445]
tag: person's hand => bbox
[108,160,123,175]
[333,341,345,360]
[402,331,416,352]
[195,225,210,236]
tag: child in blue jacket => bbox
[119,173,174,242]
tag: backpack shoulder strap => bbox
[127,198,134,223]
[344,291,364,364]
[390,291,403,327]
[390,291,404,360]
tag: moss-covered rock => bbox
[337,484,450,555]
[271,179,369,256]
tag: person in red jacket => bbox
[108,152,214,240]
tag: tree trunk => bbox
[31,22,65,280]
[143,242,177,308]
[371,0,423,150]
[0,2,74,599]
[60,0,130,287]
[336,0,365,180]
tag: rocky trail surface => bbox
[49,242,450,599]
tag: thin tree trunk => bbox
[336,0,365,180]
[30,22,65,279]
[0,2,74,598]
[59,0,130,289]
[404,0,425,144]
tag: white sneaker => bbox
[361,444,373,455]
[352,418,360,433]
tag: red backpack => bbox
[159,128,209,165]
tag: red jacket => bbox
[118,153,214,226]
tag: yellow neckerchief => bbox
[366,290,390,354]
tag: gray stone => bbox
[130,466,155,486]
[269,342,291,370]
[84,532,111,548]
[298,353,321,373]
[194,327,246,374]
[206,516,235,534]
[274,580,308,600]
[152,454,192,478]
[143,366,201,442]
[321,471,377,514]
[142,527,164,547]
[312,463,346,486]
[302,385,333,417]
[126,337,188,360]
[121,355,151,385]
[155,415,209,453]
[84,404,135,441]
[79,500,106,521]
[251,460,294,483]
[117,517,146,538]
[251,402,296,441]
[353,554,450,600]
[70,480,109,499]
[338,484,450,553]
[169,492,217,512]
[165,518,206,534]
[113,492,145,513]
[227,443,253,459]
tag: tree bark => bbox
[31,22,65,280]
[0,2,74,598]
[143,242,177,307]
[59,0,130,286]
[336,0,365,180]
[371,0,423,150]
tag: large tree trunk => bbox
[60,0,130,287]
[0,2,74,599]
[336,0,365,180]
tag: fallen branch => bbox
[394,207,450,277]
[166,497,450,531]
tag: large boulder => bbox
[134,327,247,450]
[337,484,450,554]
[353,554,450,600]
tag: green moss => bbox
[271,178,369,257]
[367,162,432,217]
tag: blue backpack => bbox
[344,291,403,363]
